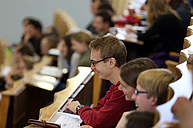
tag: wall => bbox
[0,0,93,44]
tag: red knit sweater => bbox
[78,81,134,128]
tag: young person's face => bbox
[90,49,111,80]
[93,16,106,33]
[131,84,155,112]
[40,38,48,55]
[60,39,68,56]
[90,0,101,15]
[26,24,37,38]
[71,39,86,54]
[118,77,135,101]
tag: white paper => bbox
[40,66,63,78]
[48,49,60,56]
[54,112,82,128]
[1,66,11,76]
[34,75,60,87]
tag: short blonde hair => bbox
[71,31,92,45]
[120,58,157,88]
[137,69,176,105]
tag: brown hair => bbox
[71,31,92,45]
[42,35,57,49]
[61,34,73,62]
[89,35,127,67]
[126,111,155,128]
[137,69,176,105]
[147,0,180,27]
[120,58,158,88]
[19,44,34,56]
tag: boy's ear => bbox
[151,97,158,106]
[109,58,116,68]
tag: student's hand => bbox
[23,33,31,43]
[4,76,13,90]
[65,101,80,113]
[81,125,93,128]
[125,26,133,34]
[4,82,13,90]
[171,97,192,116]
[125,26,137,34]
[171,97,193,128]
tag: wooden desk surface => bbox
[24,67,92,128]
[1,55,53,96]
[0,55,54,128]
[110,27,144,45]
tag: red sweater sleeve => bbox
[78,81,134,128]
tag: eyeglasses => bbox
[135,90,148,95]
[91,57,112,67]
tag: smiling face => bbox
[118,77,135,101]
[131,84,155,112]
[90,49,111,80]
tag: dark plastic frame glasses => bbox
[135,90,148,95]
[91,57,112,67]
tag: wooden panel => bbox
[186,25,193,36]
[53,9,78,38]
[153,27,193,127]
[0,55,54,128]
[38,67,92,121]
[0,96,10,128]
[184,35,192,49]
[92,71,102,107]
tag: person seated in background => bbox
[44,26,59,43]
[16,43,39,63]
[23,19,43,57]
[5,44,36,81]
[93,11,114,37]
[168,0,192,30]
[21,17,35,42]
[98,2,117,22]
[71,31,92,68]
[57,34,80,79]
[117,68,176,128]
[86,0,110,35]
[5,59,26,81]
[44,26,59,38]
[98,2,115,16]
[40,34,58,55]
[65,35,134,128]
[127,0,186,68]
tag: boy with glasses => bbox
[131,68,176,112]
[65,35,134,128]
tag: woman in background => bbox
[71,31,92,67]
[40,34,57,55]
[57,34,80,78]
[168,0,192,30]
[128,0,186,68]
